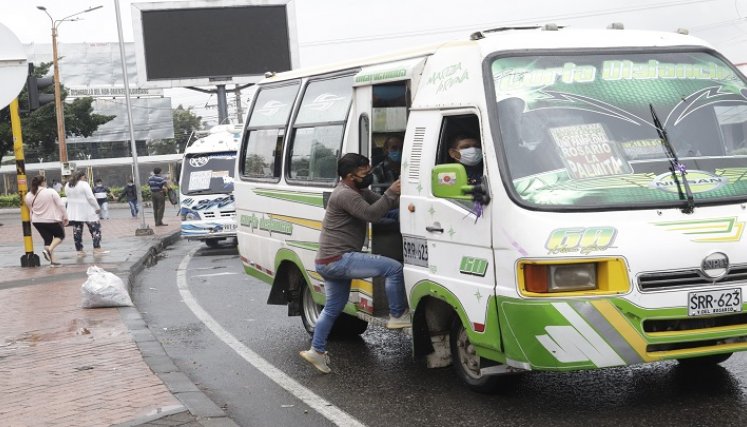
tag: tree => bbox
[172,105,202,153]
[0,62,115,164]
[148,105,202,155]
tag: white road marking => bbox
[176,247,366,427]
[190,272,240,278]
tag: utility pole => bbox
[234,85,244,123]
[37,5,103,173]
[49,24,67,165]
[114,0,152,235]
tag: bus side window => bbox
[287,74,354,186]
[241,82,300,181]
[436,114,481,165]
[370,82,409,194]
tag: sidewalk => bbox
[0,204,238,427]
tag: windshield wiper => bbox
[649,104,694,214]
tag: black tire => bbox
[300,282,368,337]
[450,317,501,393]
[301,282,322,335]
[677,352,732,367]
[205,238,221,248]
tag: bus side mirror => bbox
[431,164,473,200]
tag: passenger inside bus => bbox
[371,135,403,195]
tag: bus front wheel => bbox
[450,317,500,393]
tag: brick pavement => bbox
[0,204,238,427]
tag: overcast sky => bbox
[2,0,746,123]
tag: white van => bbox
[179,124,241,247]
[234,26,747,391]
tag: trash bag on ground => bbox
[81,265,134,308]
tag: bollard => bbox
[10,98,40,267]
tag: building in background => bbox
[1,42,181,193]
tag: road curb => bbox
[117,231,239,427]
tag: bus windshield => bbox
[490,51,747,210]
[181,151,237,195]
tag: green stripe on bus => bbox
[253,189,324,208]
[243,265,273,284]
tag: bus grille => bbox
[202,210,236,219]
[647,335,747,353]
[637,263,747,291]
[643,312,747,333]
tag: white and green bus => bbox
[234,25,747,391]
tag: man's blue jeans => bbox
[128,200,139,217]
[312,252,407,352]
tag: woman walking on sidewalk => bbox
[24,175,68,266]
[65,172,109,257]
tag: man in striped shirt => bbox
[147,167,170,226]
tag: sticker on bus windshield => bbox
[189,170,212,191]
[549,123,632,180]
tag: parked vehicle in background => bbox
[234,25,747,391]
[179,124,241,248]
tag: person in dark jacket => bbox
[147,168,170,226]
[118,177,139,218]
[92,179,111,220]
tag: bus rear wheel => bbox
[450,317,500,393]
[300,283,367,337]
[677,353,732,367]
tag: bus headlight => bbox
[186,212,199,221]
[550,264,596,291]
[524,263,597,293]
[519,258,630,296]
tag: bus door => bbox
[400,110,496,330]
[352,59,424,316]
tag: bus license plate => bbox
[402,236,428,268]
[688,288,742,316]
[222,223,237,231]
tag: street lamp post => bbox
[36,5,102,172]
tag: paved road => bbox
[136,239,747,427]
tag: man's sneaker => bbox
[299,349,331,374]
[386,310,412,329]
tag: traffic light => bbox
[26,63,55,111]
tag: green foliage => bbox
[0,62,115,163]
[0,194,20,208]
[147,106,201,155]
[0,184,179,207]
[173,105,202,152]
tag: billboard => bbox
[66,97,175,143]
[132,0,299,88]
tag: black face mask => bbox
[354,173,374,189]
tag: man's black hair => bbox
[153,167,162,175]
[337,153,369,178]
[450,134,479,149]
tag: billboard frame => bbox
[131,0,299,88]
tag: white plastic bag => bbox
[80,265,134,308]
